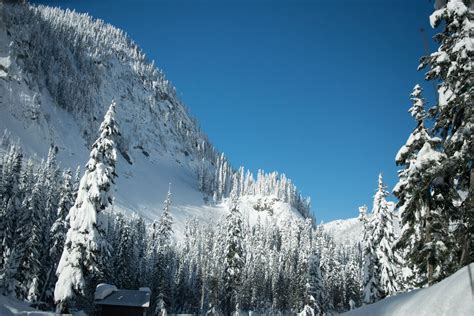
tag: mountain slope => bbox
[0,2,310,236]
[342,263,474,316]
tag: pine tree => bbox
[114,215,135,289]
[306,253,327,315]
[158,185,174,251]
[131,214,147,287]
[223,194,244,315]
[0,145,23,274]
[54,101,119,313]
[394,85,452,286]
[16,177,44,301]
[152,186,174,311]
[363,174,398,303]
[47,169,75,300]
[419,0,473,267]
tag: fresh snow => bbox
[322,202,399,246]
[322,217,363,245]
[343,263,474,316]
[0,295,88,315]
[94,283,117,300]
[0,295,53,315]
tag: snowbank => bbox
[0,295,53,315]
[94,283,117,300]
[342,263,474,316]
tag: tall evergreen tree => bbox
[45,169,75,302]
[0,145,23,272]
[394,85,452,286]
[223,194,244,315]
[15,176,45,302]
[152,186,174,312]
[419,0,473,266]
[306,253,327,315]
[113,215,135,289]
[54,101,119,313]
[363,174,399,303]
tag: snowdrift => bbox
[343,263,474,316]
[0,295,54,315]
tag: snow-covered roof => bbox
[95,289,151,308]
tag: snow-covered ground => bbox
[3,263,473,315]
[0,295,53,315]
[342,263,474,316]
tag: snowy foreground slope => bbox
[342,263,474,316]
[2,264,472,315]
[0,3,308,237]
[0,295,53,315]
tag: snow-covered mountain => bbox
[0,2,312,236]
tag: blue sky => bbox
[33,0,439,222]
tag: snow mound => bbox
[0,295,53,315]
[342,263,474,316]
[94,283,117,300]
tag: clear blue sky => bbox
[33,0,439,222]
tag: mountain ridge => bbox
[0,2,312,234]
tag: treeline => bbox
[199,156,312,218]
[0,138,360,315]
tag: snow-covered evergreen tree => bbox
[306,253,326,315]
[54,101,119,313]
[113,214,135,289]
[157,185,174,251]
[223,194,244,315]
[419,0,473,267]
[16,176,44,302]
[363,174,399,303]
[0,145,23,274]
[151,186,175,312]
[394,85,452,286]
[47,169,74,300]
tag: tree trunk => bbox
[460,168,474,266]
[426,207,433,286]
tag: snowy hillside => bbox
[342,263,474,316]
[322,202,399,246]
[322,217,363,245]
[0,2,310,235]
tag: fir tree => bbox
[54,101,119,313]
[394,85,452,286]
[363,174,399,303]
[419,0,473,267]
[306,253,327,315]
[0,144,23,276]
[152,186,174,311]
[223,194,244,315]
[16,177,44,301]
[113,215,135,289]
[44,169,75,303]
